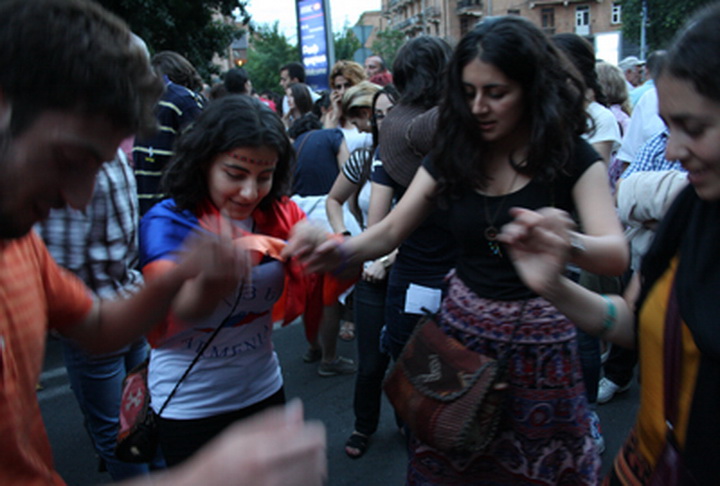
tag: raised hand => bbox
[497,207,574,296]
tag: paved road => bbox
[39,323,639,485]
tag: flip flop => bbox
[339,321,355,341]
[345,432,369,459]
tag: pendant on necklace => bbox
[487,240,503,257]
[484,226,499,241]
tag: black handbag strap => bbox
[663,281,682,428]
[156,283,245,417]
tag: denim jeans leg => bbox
[62,338,155,481]
[352,279,391,436]
[575,327,600,405]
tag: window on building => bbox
[508,9,520,15]
[541,7,555,34]
[576,5,590,35]
[611,2,622,24]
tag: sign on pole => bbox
[296,0,335,91]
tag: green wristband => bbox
[598,294,617,338]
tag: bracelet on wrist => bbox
[597,294,617,338]
[570,233,586,258]
[378,254,392,269]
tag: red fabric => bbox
[143,197,356,346]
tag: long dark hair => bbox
[552,33,607,106]
[432,16,587,197]
[161,95,293,212]
[662,3,720,104]
[287,82,313,115]
[392,36,451,109]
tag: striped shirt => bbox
[133,76,204,215]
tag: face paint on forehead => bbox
[224,149,278,166]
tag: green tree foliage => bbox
[245,22,300,96]
[622,0,715,51]
[371,28,406,70]
[334,27,361,62]
[97,0,249,81]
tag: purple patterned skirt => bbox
[406,273,600,485]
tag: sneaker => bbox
[597,377,631,404]
[589,411,605,454]
[318,356,356,377]
[302,347,322,363]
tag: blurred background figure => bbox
[224,67,253,95]
[364,55,393,87]
[618,55,645,91]
[133,51,205,215]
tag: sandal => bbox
[339,321,355,341]
[344,432,370,459]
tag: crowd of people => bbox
[2,0,720,485]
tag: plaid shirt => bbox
[621,131,685,179]
[35,150,143,300]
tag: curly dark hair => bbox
[287,112,322,140]
[0,0,163,137]
[431,16,587,197]
[392,36,452,109]
[161,95,293,212]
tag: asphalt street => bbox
[39,322,639,485]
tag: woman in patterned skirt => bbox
[286,15,628,485]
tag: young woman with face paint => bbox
[138,95,334,467]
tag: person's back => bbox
[292,128,346,197]
[370,36,458,358]
[134,52,205,215]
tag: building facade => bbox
[380,0,625,47]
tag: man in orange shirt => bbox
[0,1,325,486]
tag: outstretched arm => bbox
[63,232,248,354]
[284,167,437,273]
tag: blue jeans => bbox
[62,338,164,480]
[352,279,391,436]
